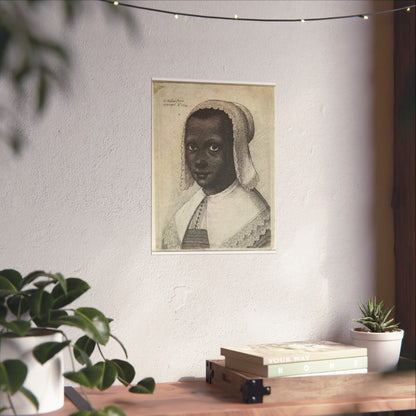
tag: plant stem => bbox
[7,393,17,416]
[97,343,106,361]
[17,296,22,320]
[61,332,94,411]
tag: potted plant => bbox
[0,269,155,416]
[351,296,404,372]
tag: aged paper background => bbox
[152,79,275,252]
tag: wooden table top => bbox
[50,371,416,416]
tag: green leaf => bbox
[0,304,7,321]
[29,289,53,317]
[51,278,90,309]
[19,386,39,411]
[52,315,89,333]
[97,406,127,416]
[74,308,110,345]
[47,310,69,328]
[69,407,126,416]
[128,377,155,394]
[22,271,68,294]
[29,290,53,326]
[33,280,55,290]
[7,295,30,318]
[0,276,19,296]
[54,310,109,346]
[74,335,96,365]
[94,361,117,391]
[110,359,135,386]
[33,340,70,364]
[52,273,67,294]
[68,412,91,416]
[64,366,102,389]
[0,359,27,395]
[0,270,22,291]
[0,319,31,336]
[22,270,50,287]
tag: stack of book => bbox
[220,340,368,378]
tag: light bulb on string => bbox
[100,1,416,24]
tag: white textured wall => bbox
[0,1,394,382]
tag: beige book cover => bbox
[221,341,368,365]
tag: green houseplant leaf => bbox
[51,278,90,308]
[110,359,135,386]
[0,276,20,296]
[94,361,117,391]
[21,270,48,287]
[96,405,127,416]
[54,308,110,345]
[29,289,53,318]
[74,335,96,365]
[64,366,102,389]
[22,270,67,294]
[74,308,110,345]
[0,359,27,395]
[0,303,7,321]
[69,406,127,416]
[0,268,155,414]
[0,269,22,292]
[0,319,31,336]
[129,377,155,394]
[7,295,30,318]
[33,340,71,364]
[19,386,39,411]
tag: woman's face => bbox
[185,114,236,195]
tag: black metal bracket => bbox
[206,360,214,384]
[64,386,93,411]
[240,378,271,403]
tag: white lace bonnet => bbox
[181,99,259,191]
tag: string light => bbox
[100,0,415,23]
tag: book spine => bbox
[285,368,368,377]
[225,356,368,377]
[267,356,368,377]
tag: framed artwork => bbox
[152,79,275,253]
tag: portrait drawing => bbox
[152,80,275,252]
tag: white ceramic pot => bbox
[0,329,64,415]
[351,328,404,372]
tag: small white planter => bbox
[351,328,404,372]
[0,329,64,415]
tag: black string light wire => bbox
[100,0,415,23]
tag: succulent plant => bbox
[353,296,400,333]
